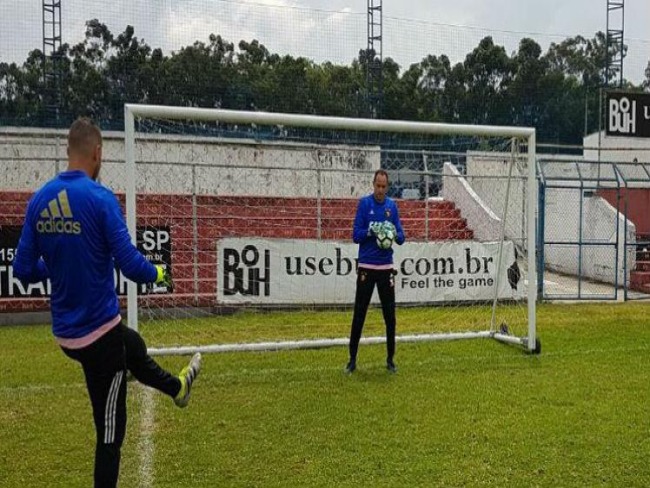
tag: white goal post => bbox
[123,104,538,355]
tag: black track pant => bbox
[62,322,181,488]
[348,267,396,363]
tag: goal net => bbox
[118,105,538,356]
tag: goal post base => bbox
[148,330,537,356]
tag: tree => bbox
[164,34,235,108]
[412,54,453,121]
[544,32,610,87]
[1,20,647,145]
[0,52,47,126]
[307,61,364,117]
[454,36,514,125]
[509,38,547,127]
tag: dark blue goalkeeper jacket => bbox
[352,194,405,266]
[14,170,157,339]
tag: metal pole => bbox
[192,164,199,305]
[124,106,138,331]
[527,132,538,352]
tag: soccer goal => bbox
[121,104,538,356]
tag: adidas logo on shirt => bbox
[36,190,82,234]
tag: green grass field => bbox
[1,302,650,487]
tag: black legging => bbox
[62,322,181,488]
[348,267,396,363]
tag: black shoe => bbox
[386,360,397,373]
[344,361,356,374]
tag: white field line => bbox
[0,380,157,487]
[136,384,156,488]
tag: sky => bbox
[1,0,649,83]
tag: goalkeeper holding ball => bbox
[346,169,405,374]
[13,118,201,488]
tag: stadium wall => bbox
[583,131,650,165]
[0,127,387,318]
[0,127,379,196]
[440,162,501,242]
[2,129,641,317]
[461,152,635,286]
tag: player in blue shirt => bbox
[346,169,405,374]
[14,118,202,488]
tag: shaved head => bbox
[68,117,101,157]
[67,117,103,180]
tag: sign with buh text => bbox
[217,238,524,305]
[606,91,650,138]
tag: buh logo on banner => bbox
[606,91,650,138]
[222,244,270,296]
[608,96,636,135]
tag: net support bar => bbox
[148,331,500,356]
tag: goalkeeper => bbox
[13,117,201,488]
[346,169,405,374]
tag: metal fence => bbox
[538,158,650,301]
[3,128,650,304]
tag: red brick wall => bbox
[1,192,472,313]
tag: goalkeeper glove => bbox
[368,221,381,236]
[383,221,396,234]
[154,264,173,289]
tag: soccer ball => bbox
[376,222,395,250]
[376,231,394,249]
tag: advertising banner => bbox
[217,238,524,305]
[606,91,650,138]
[0,225,172,298]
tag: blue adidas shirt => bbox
[352,194,405,266]
[14,170,157,339]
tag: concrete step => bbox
[629,271,650,293]
[636,250,650,262]
[0,192,479,243]
[635,261,650,272]
[428,229,474,240]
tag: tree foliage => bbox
[0,20,646,143]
